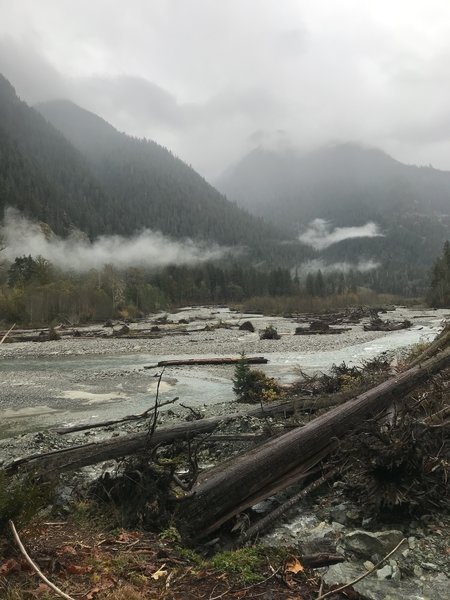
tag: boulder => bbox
[344,530,404,560]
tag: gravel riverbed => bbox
[1,306,449,599]
[0,306,446,439]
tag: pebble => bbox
[377,565,392,580]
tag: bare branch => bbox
[316,538,407,600]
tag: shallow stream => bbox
[0,307,446,439]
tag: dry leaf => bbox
[0,558,21,575]
[85,586,101,599]
[60,545,77,555]
[67,563,93,575]
[33,583,51,595]
[285,556,304,575]
[151,564,168,580]
[117,531,135,543]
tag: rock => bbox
[303,521,335,542]
[330,503,348,525]
[422,579,450,599]
[324,562,435,600]
[389,560,401,581]
[377,565,393,580]
[344,530,404,560]
[239,321,255,332]
[421,562,439,571]
[408,536,417,549]
[364,560,375,571]
[413,565,423,578]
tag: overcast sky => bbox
[2,0,450,178]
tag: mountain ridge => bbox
[1,73,311,266]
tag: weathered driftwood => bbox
[294,326,351,336]
[54,397,179,434]
[0,323,15,344]
[363,318,412,332]
[5,394,371,475]
[241,465,343,541]
[6,416,229,475]
[6,401,306,475]
[146,356,268,368]
[301,553,345,568]
[180,346,450,538]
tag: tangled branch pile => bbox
[341,374,450,517]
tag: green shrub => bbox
[232,353,280,403]
[0,471,53,534]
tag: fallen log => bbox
[0,323,15,344]
[294,327,351,335]
[6,401,310,475]
[146,356,268,368]
[363,318,412,331]
[241,465,344,541]
[301,553,345,569]
[5,416,229,475]
[54,396,312,436]
[180,345,450,538]
[4,391,380,477]
[54,397,179,434]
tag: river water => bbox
[0,307,447,439]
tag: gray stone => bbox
[422,579,450,600]
[344,530,404,559]
[330,503,348,525]
[408,536,417,549]
[389,560,401,581]
[303,521,335,541]
[377,565,392,580]
[421,562,439,571]
[413,565,424,578]
[364,560,375,571]
[324,562,428,600]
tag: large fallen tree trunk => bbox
[180,345,450,538]
[6,416,229,475]
[5,400,310,475]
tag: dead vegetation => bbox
[341,372,450,518]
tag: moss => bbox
[159,525,182,544]
[210,546,275,584]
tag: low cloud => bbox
[0,209,228,271]
[299,258,380,274]
[299,219,384,250]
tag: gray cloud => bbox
[1,209,228,271]
[299,219,384,250]
[299,258,380,274]
[2,2,450,176]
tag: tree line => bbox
[0,255,383,327]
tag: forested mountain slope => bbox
[217,144,450,228]
[217,144,450,291]
[1,73,309,264]
[35,99,292,254]
[0,74,117,236]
